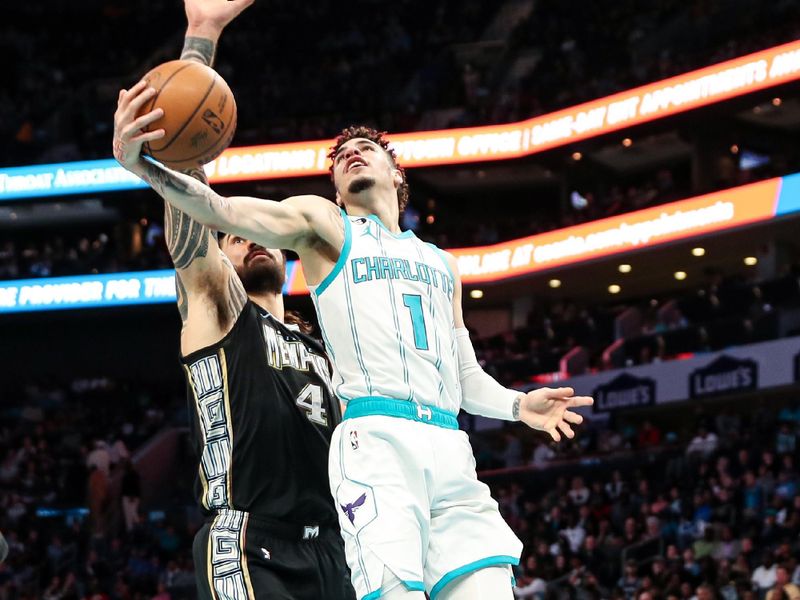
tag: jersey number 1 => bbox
[402,294,429,351]
[296,384,328,426]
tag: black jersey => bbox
[181,301,340,525]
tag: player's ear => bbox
[392,169,403,189]
[335,191,344,208]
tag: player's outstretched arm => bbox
[183,0,254,53]
[142,2,252,353]
[444,252,593,442]
[113,77,340,250]
[162,24,250,351]
[118,141,333,252]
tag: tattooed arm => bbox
[157,5,252,354]
[131,158,335,250]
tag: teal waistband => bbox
[343,397,459,430]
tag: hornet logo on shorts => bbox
[340,493,367,525]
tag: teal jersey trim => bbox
[344,396,458,430]
[360,581,424,600]
[314,208,352,297]
[366,214,415,239]
[425,242,455,286]
[403,581,426,592]
[430,555,520,600]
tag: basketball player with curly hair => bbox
[113,3,593,598]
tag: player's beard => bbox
[235,257,285,295]
[348,176,376,195]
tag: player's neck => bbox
[347,198,400,234]
[249,292,284,322]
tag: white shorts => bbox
[329,414,522,600]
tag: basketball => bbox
[136,60,236,171]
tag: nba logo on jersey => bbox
[350,430,359,450]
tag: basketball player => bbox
[113,14,593,600]
[121,1,354,598]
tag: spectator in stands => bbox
[686,427,719,458]
[531,440,556,467]
[87,464,110,539]
[766,565,800,600]
[513,560,546,599]
[606,470,625,500]
[753,554,779,595]
[86,439,111,477]
[121,458,141,533]
[776,424,797,455]
[693,583,716,600]
[569,476,591,506]
[638,420,662,449]
[618,560,641,600]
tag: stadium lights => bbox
[571,152,582,161]
[744,256,758,266]
[692,247,706,257]
[622,138,633,147]
[730,144,739,154]
[772,97,782,106]
[549,279,562,289]
[618,264,632,273]
[674,271,687,280]
[469,289,484,299]
[608,284,621,294]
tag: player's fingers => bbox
[558,421,575,439]
[544,387,574,399]
[121,109,163,140]
[130,108,164,132]
[562,410,584,425]
[548,428,562,443]
[124,87,159,120]
[119,80,149,110]
[568,396,594,407]
[131,129,166,144]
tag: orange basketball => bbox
[136,60,237,171]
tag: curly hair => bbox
[328,125,409,213]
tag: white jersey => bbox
[309,211,461,414]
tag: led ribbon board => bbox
[0,160,149,201]
[0,270,178,313]
[2,172,796,313]
[2,41,799,201]
[207,39,800,182]
[0,266,306,313]
[449,173,800,284]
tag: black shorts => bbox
[193,509,355,600]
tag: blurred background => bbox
[1,1,799,599]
